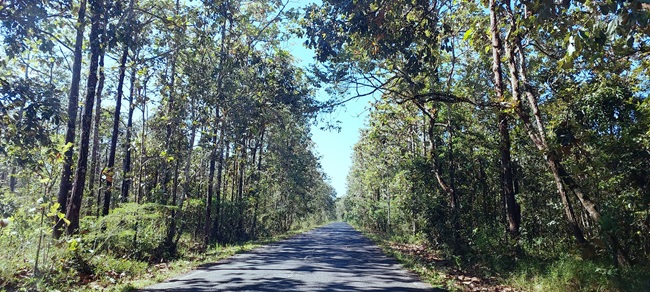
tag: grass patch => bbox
[1,221,331,291]
[353,224,650,292]
[508,256,650,292]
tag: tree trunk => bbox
[424,109,461,249]
[173,120,197,245]
[120,63,137,202]
[230,146,238,202]
[165,160,180,248]
[489,0,520,238]
[54,0,86,238]
[136,76,150,204]
[103,43,128,216]
[162,0,181,252]
[509,31,630,266]
[445,107,462,251]
[501,20,588,247]
[211,135,227,242]
[88,8,107,217]
[66,0,103,235]
[204,131,218,245]
[237,139,247,239]
[9,166,16,193]
[249,126,265,238]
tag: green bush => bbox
[80,203,171,261]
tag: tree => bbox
[489,0,520,238]
[54,0,87,238]
[103,0,136,216]
[66,0,104,235]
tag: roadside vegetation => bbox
[1,0,335,291]
[359,227,650,291]
[0,215,325,291]
[314,0,650,291]
[2,0,650,291]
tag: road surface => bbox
[143,222,437,291]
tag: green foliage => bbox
[509,256,650,292]
[0,78,61,159]
[316,0,649,288]
[91,255,148,280]
[0,0,335,290]
[2,0,647,290]
[80,203,170,261]
[0,0,69,58]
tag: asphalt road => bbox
[142,222,437,291]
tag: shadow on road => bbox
[141,222,446,291]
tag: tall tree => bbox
[489,0,520,238]
[103,0,136,216]
[54,0,87,238]
[120,58,138,202]
[88,3,109,216]
[67,0,104,235]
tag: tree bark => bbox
[66,0,103,235]
[211,134,227,242]
[508,32,629,265]
[236,139,247,239]
[103,43,128,216]
[89,7,107,217]
[501,16,588,246]
[9,166,16,193]
[489,0,520,238]
[54,0,86,238]
[120,63,137,202]
[423,108,461,250]
[204,130,218,245]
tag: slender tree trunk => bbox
[173,120,197,245]
[205,132,218,245]
[445,106,462,250]
[387,186,391,234]
[250,127,265,238]
[88,8,106,216]
[103,44,128,216]
[230,147,238,202]
[502,22,587,246]
[207,9,229,243]
[489,0,520,238]
[9,167,16,193]
[137,78,149,204]
[66,0,103,235]
[237,139,247,239]
[478,158,490,224]
[205,113,224,243]
[166,160,180,247]
[55,0,87,238]
[237,140,246,203]
[161,0,181,252]
[212,135,227,242]
[508,29,626,264]
[424,110,461,248]
[120,63,137,202]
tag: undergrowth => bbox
[355,224,650,292]
[0,201,329,292]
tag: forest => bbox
[1,0,335,290]
[310,0,650,290]
[1,0,649,291]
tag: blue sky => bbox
[310,97,370,197]
[288,41,371,198]
[284,0,372,197]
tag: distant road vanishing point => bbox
[142,222,438,291]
